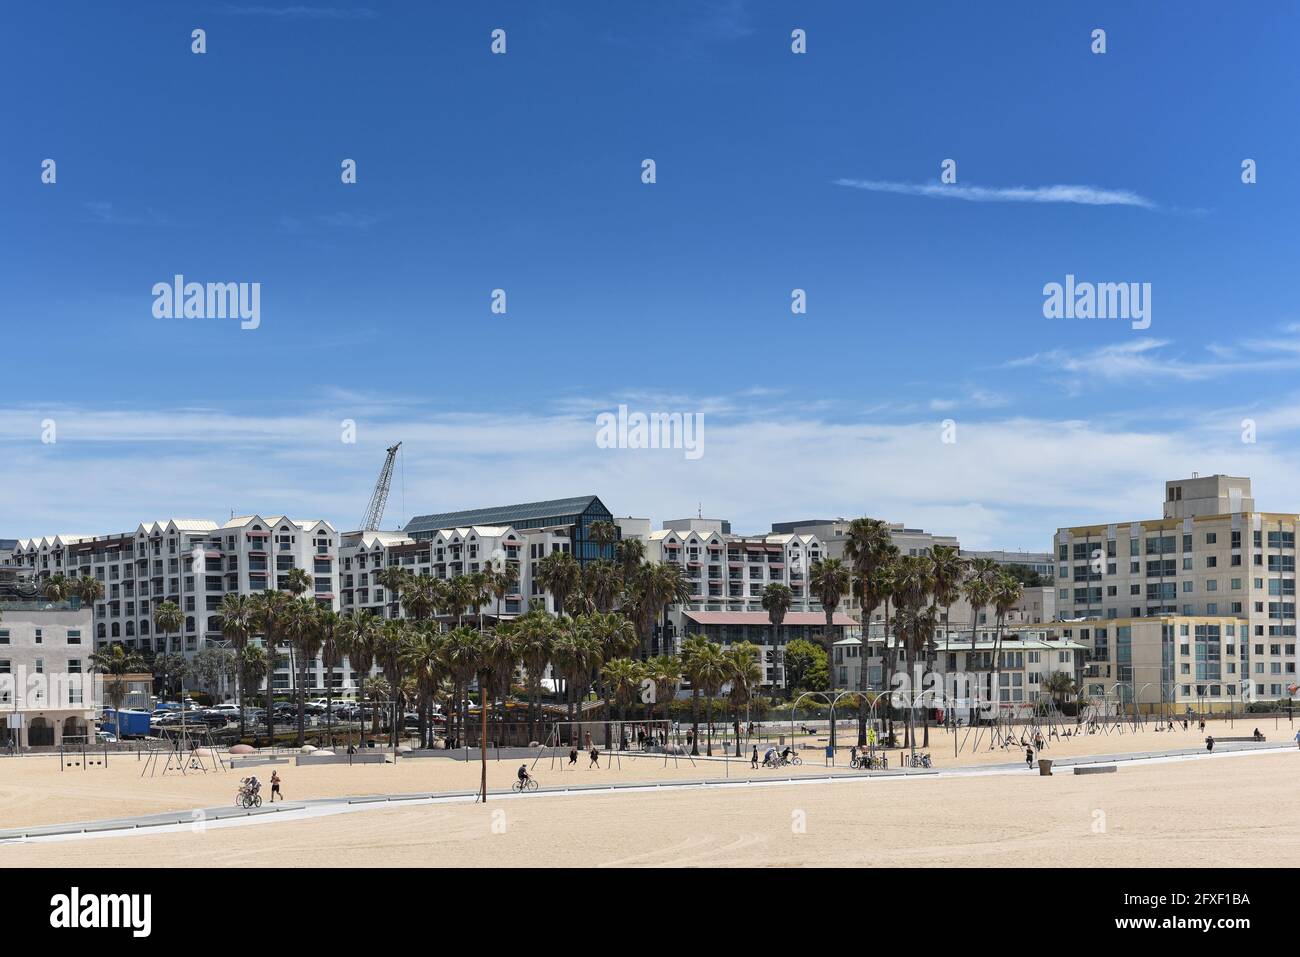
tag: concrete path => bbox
[1,740,1289,845]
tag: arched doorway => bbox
[28,717,54,747]
[62,717,88,744]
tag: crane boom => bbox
[361,442,401,531]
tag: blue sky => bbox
[3,1,1300,546]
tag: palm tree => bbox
[679,633,712,755]
[843,518,894,739]
[281,596,321,745]
[857,552,897,743]
[628,561,691,657]
[239,643,269,731]
[476,625,520,798]
[806,559,848,674]
[513,605,555,743]
[536,551,582,617]
[42,574,69,602]
[889,554,936,748]
[602,658,643,725]
[689,640,729,756]
[587,519,619,557]
[400,573,439,622]
[374,565,409,620]
[282,566,312,597]
[441,625,483,749]
[989,572,1024,721]
[1044,670,1076,712]
[961,559,999,724]
[376,617,411,748]
[402,624,447,749]
[583,559,623,614]
[89,643,146,735]
[807,557,850,749]
[645,654,681,734]
[445,575,477,628]
[927,543,966,745]
[489,564,519,622]
[724,641,762,756]
[154,600,183,660]
[316,609,344,744]
[218,593,254,737]
[249,590,291,747]
[614,537,646,584]
[73,576,104,607]
[761,582,794,660]
[551,619,600,725]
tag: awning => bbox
[683,610,859,627]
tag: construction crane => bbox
[360,442,401,531]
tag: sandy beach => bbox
[2,719,1296,867]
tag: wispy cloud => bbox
[81,202,168,226]
[6,389,1300,548]
[1008,327,1300,385]
[216,4,378,19]
[834,179,1157,209]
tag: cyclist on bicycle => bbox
[517,764,530,785]
[781,746,792,764]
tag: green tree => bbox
[89,643,146,734]
[154,600,183,659]
[218,593,254,736]
[784,638,829,694]
[724,641,762,756]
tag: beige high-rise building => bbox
[1054,474,1298,705]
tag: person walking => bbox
[1205,735,1215,752]
[588,746,600,768]
[1024,746,1035,770]
[270,770,283,802]
[750,745,759,769]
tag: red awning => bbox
[683,610,859,627]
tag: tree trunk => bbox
[690,688,700,756]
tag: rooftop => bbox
[405,495,605,535]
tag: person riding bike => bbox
[781,746,792,764]
[517,764,530,784]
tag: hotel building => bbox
[9,516,340,700]
[1054,474,1299,707]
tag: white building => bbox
[339,523,544,619]
[11,516,340,702]
[0,599,97,748]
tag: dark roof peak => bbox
[404,495,608,534]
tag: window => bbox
[67,629,81,645]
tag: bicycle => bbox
[513,777,539,792]
[779,753,802,767]
[907,753,932,769]
[236,789,263,808]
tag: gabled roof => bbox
[405,496,606,535]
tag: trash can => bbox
[1038,759,1053,776]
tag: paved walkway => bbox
[0,740,1289,844]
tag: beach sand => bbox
[2,719,1294,867]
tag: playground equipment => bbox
[141,726,228,777]
[532,719,690,772]
[59,744,109,770]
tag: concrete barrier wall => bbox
[295,753,388,766]
[229,757,291,768]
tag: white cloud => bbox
[5,392,1300,550]
[834,179,1157,209]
